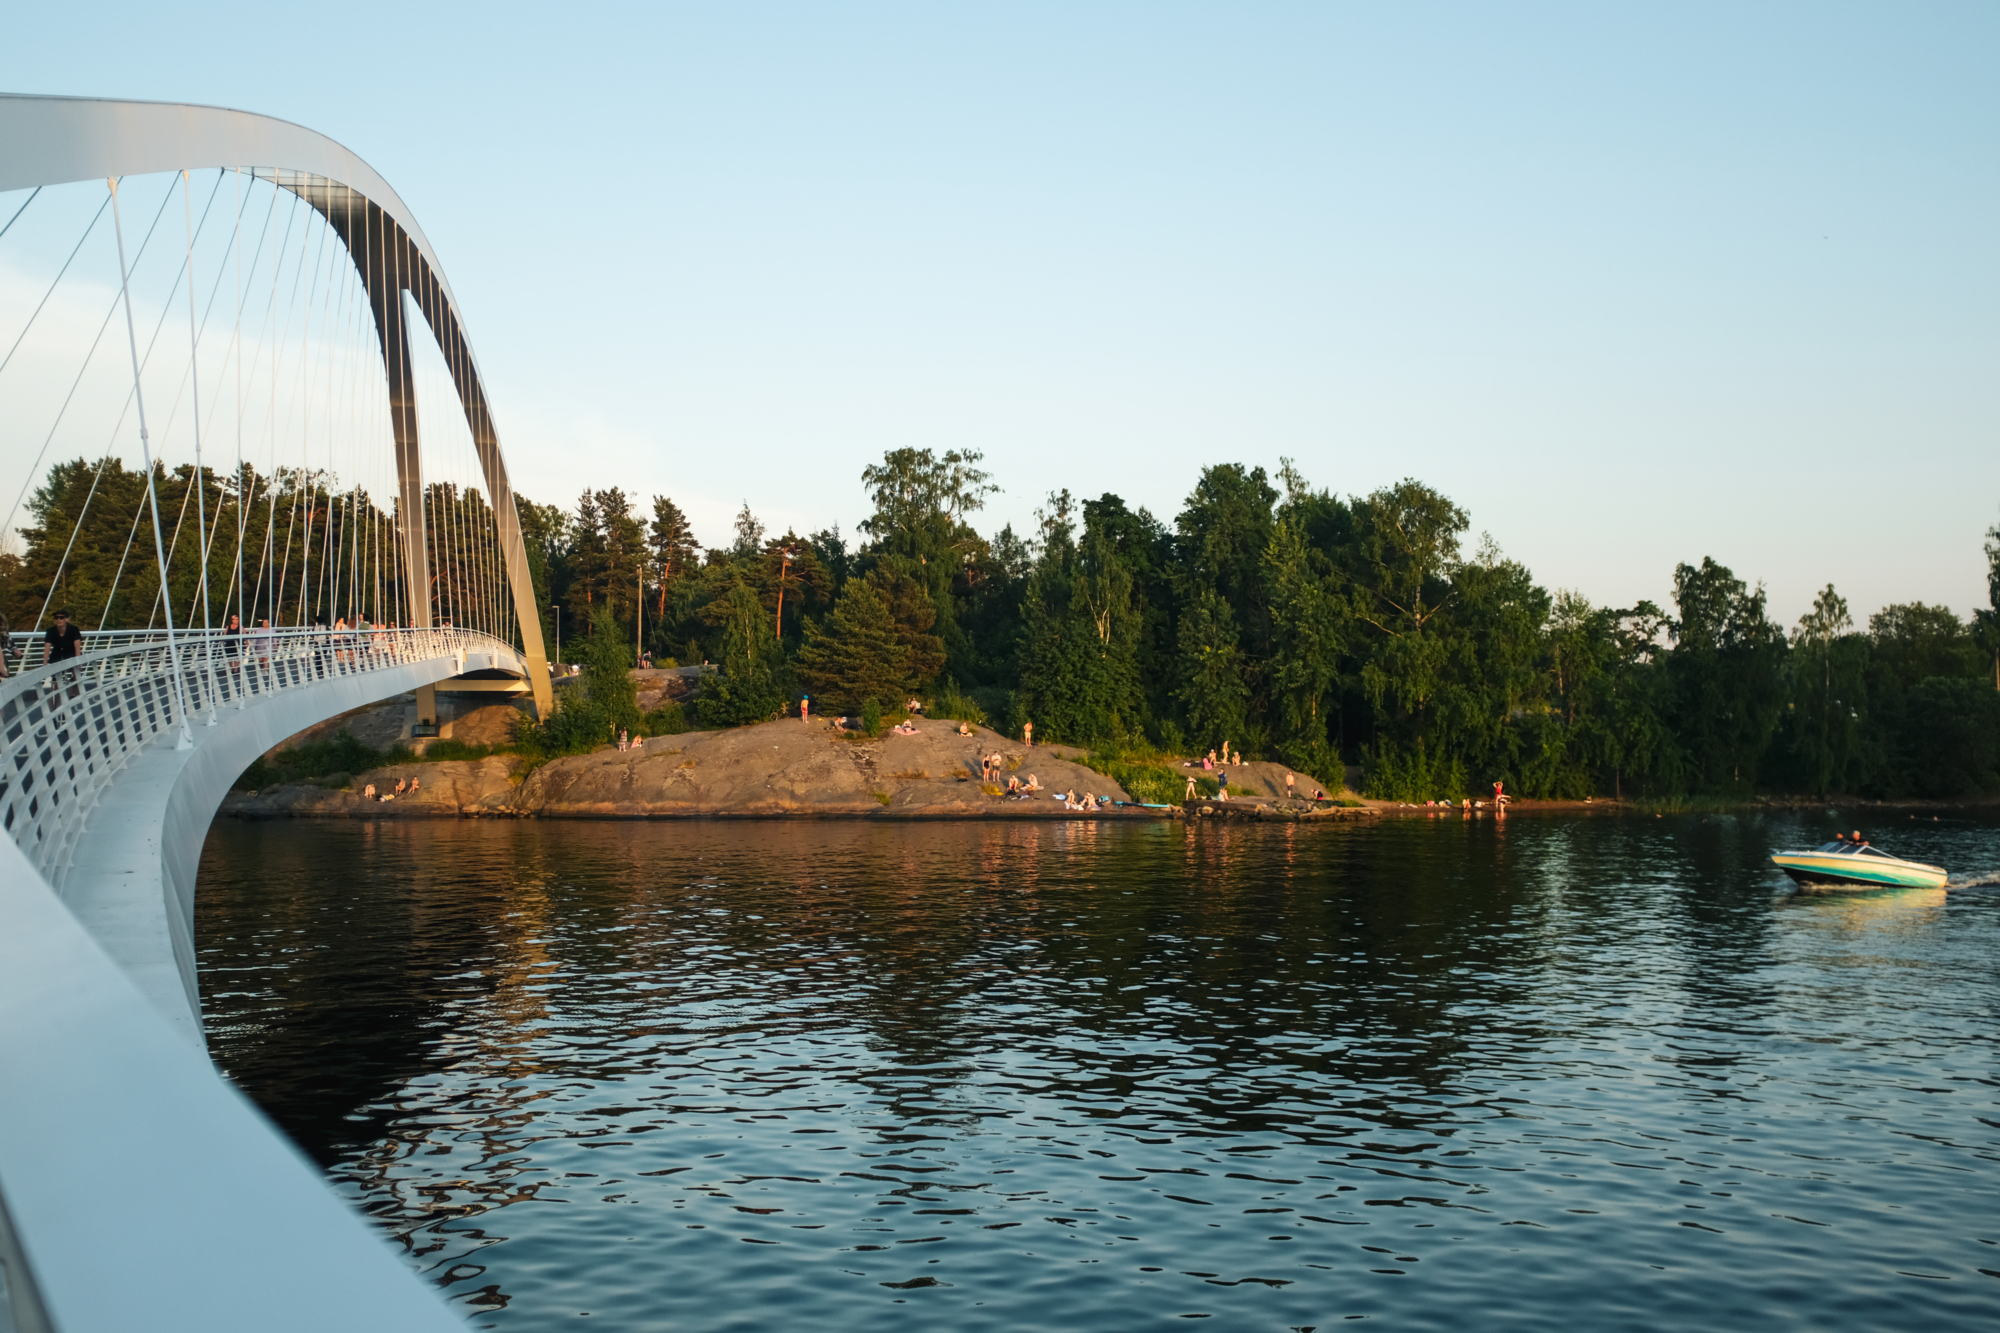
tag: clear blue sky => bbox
[6,2,1996,626]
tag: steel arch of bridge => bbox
[0,92,554,717]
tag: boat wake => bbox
[1946,871,2000,890]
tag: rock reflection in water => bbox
[195,815,2000,1330]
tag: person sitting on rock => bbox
[1006,774,1022,794]
[1023,774,1041,792]
[363,783,377,800]
[410,776,420,795]
[957,720,974,737]
[394,777,407,795]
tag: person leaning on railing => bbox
[0,607,10,679]
[42,609,83,668]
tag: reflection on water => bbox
[195,814,2000,1330]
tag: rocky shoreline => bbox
[219,713,1371,822]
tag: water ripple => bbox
[197,814,2000,1330]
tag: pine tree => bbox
[795,578,912,712]
[648,495,699,617]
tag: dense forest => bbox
[515,449,2000,802]
[13,448,2000,801]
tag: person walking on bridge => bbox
[42,610,82,667]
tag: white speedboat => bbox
[1770,840,1948,892]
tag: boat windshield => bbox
[1812,841,1894,859]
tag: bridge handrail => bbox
[0,626,522,892]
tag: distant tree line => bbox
[15,448,2000,800]
[514,451,2000,801]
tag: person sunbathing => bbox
[958,720,974,736]
[1023,774,1041,792]
[1006,775,1022,793]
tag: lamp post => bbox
[774,547,795,640]
[551,604,560,665]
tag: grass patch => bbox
[871,791,891,806]
[1077,750,1211,805]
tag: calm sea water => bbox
[194,812,2000,1330]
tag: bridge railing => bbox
[0,625,524,891]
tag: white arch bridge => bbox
[0,96,564,1332]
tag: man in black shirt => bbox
[43,609,83,666]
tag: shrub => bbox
[643,700,691,736]
[233,731,383,790]
[968,686,1015,736]
[521,625,642,756]
[927,677,986,726]
[861,698,883,736]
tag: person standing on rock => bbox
[800,696,810,722]
[1022,720,1033,747]
[1185,774,1197,800]
[1285,772,1296,799]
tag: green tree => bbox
[1175,586,1251,753]
[1016,491,1145,743]
[1343,480,1468,796]
[1663,557,1787,793]
[1265,514,1348,774]
[648,495,700,618]
[1786,584,1863,795]
[699,582,789,725]
[1173,464,1278,734]
[795,578,912,713]
[859,447,997,570]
